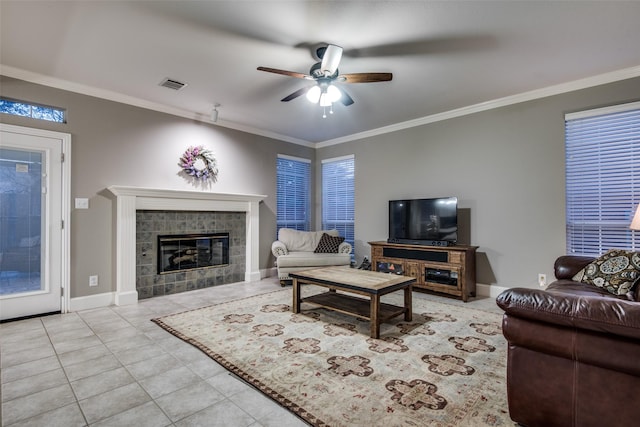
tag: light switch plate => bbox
[75,198,89,209]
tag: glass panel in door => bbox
[0,148,44,296]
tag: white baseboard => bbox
[245,270,262,282]
[476,283,509,299]
[263,267,277,278]
[114,291,138,306]
[69,292,115,312]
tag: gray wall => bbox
[3,75,639,297]
[317,77,640,290]
[0,76,315,299]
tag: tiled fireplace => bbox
[105,186,265,305]
[137,211,245,299]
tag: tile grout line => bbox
[46,314,92,427]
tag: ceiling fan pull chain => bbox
[323,106,327,118]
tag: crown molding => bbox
[0,65,312,147]
[315,65,640,148]
[3,63,639,150]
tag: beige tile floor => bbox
[0,277,502,426]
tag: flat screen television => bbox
[388,197,458,246]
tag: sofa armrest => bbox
[338,241,352,255]
[554,255,594,280]
[496,287,640,340]
[271,240,288,258]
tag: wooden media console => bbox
[369,241,477,302]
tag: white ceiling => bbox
[2,1,640,145]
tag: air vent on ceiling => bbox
[159,78,187,91]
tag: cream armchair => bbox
[272,228,352,284]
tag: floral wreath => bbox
[179,145,218,181]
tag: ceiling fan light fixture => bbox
[319,92,332,107]
[258,42,393,113]
[327,84,342,103]
[306,86,321,103]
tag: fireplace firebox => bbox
[157,232,229,274]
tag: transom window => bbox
[565,101,640,256]
[0,98,66,123]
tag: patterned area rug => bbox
[152,288,510,426]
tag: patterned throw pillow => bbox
[575,249,640,296]
[314,233,345,253]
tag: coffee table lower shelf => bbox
[303,292,406,324]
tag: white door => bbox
[0,125,69,320]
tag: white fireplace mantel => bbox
[105,186,266,305]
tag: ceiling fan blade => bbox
[281,86,314,102]
[257,67,310,80]
[339,89,354,106]
[343,36,497,57]
[320,44,343,75]
[340,73,393,83]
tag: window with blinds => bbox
[276,155,311,235]
[565,101,640,256]
[322,155,355,254]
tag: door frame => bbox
[0,123,71,314]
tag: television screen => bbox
[389,197,458,245]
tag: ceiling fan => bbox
[257,44,392,117]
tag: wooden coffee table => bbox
[289,267,415,339]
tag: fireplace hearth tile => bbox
[136,210,246,300]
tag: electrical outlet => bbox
[538,273,547,287]
[89,275,98,287]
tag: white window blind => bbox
[565,102,640,256]
[322,155,355,252]
[276,155,311,234]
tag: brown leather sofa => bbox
[496,255,640,427]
